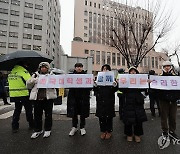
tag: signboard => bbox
[96,71,114,86]
[118,74,149,88]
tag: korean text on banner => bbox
[118,74,148,88]
[96,71,114,86]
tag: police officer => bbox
[8,62,34,133]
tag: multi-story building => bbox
[0,0,61,68]
[72,0,167,74]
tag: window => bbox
[84,26,88,30]
[84,11,88,16]
[0,30,7,36]
[24,13,33,18]
[0,42,6,48]
[34,14,43,20]
[94,3,96,8]
[25,2,33,8]
[0,8,8,14]
[22,44,31,50]
[112,53,116,65]
[152,57,154,68]
[33,45,41,51]
[84,49,89,54]
[155,57,158,69]
[23,33,32,39]
[90,1,92,6]
[24,23,32,29]
[9,32,18,38]
[99,4,100,9]
[84,19,88,23]
[0,0,9,3]
[90,50,94,64]
[85,0,87,5]
[96,51,100,64]
[102,51,106,65]
[117,53,120,65]
[10,10,19,16]
[35,4,43,10]
[10,21,19,27]
[84,33,87,37]
[122,57,125,66]
[11,0,20,6]
[34,24,42,30]
[0,19,8,25]
[8,43,18,49]
[107,52,111,65]
[144,57,147,67]
[33,35,42,40]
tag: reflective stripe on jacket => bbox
[8,65,31,97]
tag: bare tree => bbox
[102,0,172,68]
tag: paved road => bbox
[0,109,180,154]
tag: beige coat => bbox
[26,72,57,100]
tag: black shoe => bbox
[4,103,11,105]
[162,132,169,139]
[12,128,19,133]
[169,131,179,140]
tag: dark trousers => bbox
[72,115,86,129]
[0,91,8,104]
[33,99,53,132]
[149,93,160,116]
[124,122,143,136]
[99,117,113,133]
[12,99,33,129]
[159,100,177,133]
[117,93,124,119]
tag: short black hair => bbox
[149,70,155,75]
[74,63,83,68]
[101,64,111,71]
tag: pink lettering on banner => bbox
[120,78,127,84]
[59,78,64,84]
[49,78,56,85]
[76,78,83,84]
[39,78,47,85]
[152,80,158,85]
[67,78,73,84]
[130,78,136,84]
[86,78,92,84]
[140,78,146,85]
[170,80,178,86]
[161,80,167,86]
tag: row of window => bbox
[0,42,41,51]
[0,0,43,10]
[84,49,159,68]
[85,0,101,9]
[0,20,42,30]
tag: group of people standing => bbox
[6,60,179,143]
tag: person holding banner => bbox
[94,64,118,139]
[67,63,91,136]
[26,62,57,139]
[158,61,179,141]
[120,66,147,143]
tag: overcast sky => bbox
[59,0,180,65]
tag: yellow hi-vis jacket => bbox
[8,65,31,97]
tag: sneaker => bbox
[127,136,133,142]
[100,132,106,139]
[31,130,43,139]
[80,128,86,136]
[43,131,51,138]
[162,132,170,140]
[4,103,11,105]
[105,132,112,139]
[69,127,78,136]
[169,131,179,140]
[135,136,141,143]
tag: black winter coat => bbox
[67,70,91,118]
[158,72,180,102]
[121,88,147,125]
[94,86,118,118]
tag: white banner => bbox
[150,75,180,90]
[96,71,114,86]
[37,74,94,88]
[118,74,149,88]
